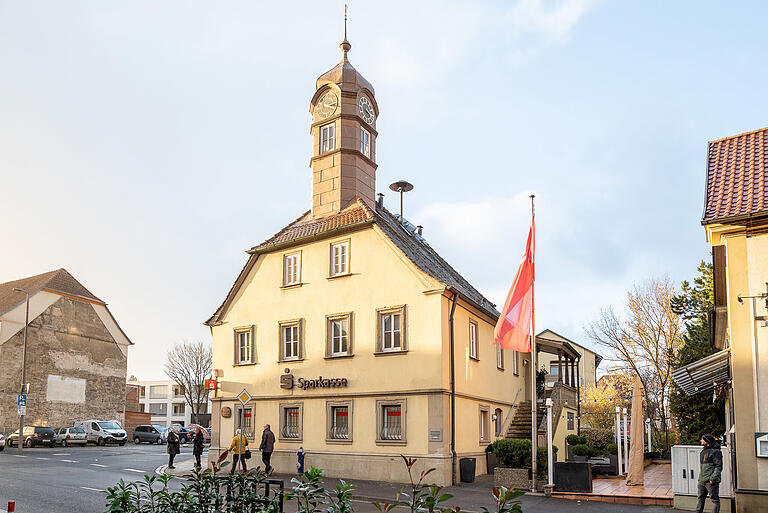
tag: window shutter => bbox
[299,319,304,360]
[347,312,354,355]
[250,325,256,364]
[401,306,407,351]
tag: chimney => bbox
[377,193,384,208]
[416,225,423,236]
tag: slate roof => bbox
[206,199,499,325]
[703,126,768,224]
[0,268,104,315]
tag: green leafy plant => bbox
[488,439,532,469]
[581,428,613,452]
[481,487,523,513]
[606,443,618,455]
[571,444,600,457]
[565,434,586,445]
[536,445,558,479]
[392,456,454,513]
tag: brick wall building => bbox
[0,269,132,433]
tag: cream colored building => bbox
[672,126,768,512]
[538,329,602,389]
[205,34,527,485]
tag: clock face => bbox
[358,96,374,124]
[316,92,339,119]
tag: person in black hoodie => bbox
[193,426,205,470]
[696,434,722,513]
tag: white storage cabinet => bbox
[672,445,732,498]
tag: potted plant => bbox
[606,443,619,474]
[565,434,586,461]
[490,439,533,490]
[485,444,499,475]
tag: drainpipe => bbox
[448,288,458,485]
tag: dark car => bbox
[7,426,56,448]
[161,425,194,443]
[132,425,163,444]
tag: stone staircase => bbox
[505,400,545,439]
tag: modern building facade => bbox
[0,269,132,433]
[205,33,527,485]
[673,126,768,512]
[128,378,211,427]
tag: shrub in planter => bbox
[565,434,586,446]
[605,443,618,455]
[581,428,613,452]
[536,445,558,478]
[489,439,532,469]
[572,444,599,458]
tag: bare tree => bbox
[164,340,213,425]
[586,276,684,450]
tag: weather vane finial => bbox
[340,4,351,58]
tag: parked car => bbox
[74,420,127,446]
[186,424,211,443]
[7,426,56,448]
[132,425,163,444]
[0,433,5,451]
[55,427,87,447]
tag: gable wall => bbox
[0,296,127,433]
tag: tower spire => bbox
[340,4,351,59]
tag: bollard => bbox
[7,501,15,512]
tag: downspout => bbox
[448,288,458,485]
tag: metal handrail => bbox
[496,388,522,439]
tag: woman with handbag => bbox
[192,426,205,470]
[166,427,180,469]
[228,429,249,474]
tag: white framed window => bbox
[330,405,349,439]
[376,399,406,443]
[236,407,253,438]
[327,314,351,357]
[235,329,252,364]
[283,252,301,286]
[280,403,302,440]
[280,321,301,361]
[497,342,504,370]
[377,306,406,353]
[330,241,349,276]
[513,351,519,375]
[479,406,490,443]
[469,320,479,360]
[173,403,185,415]
[360,127,370,158]
[320,122,336,153]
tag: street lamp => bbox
[12,288,30,455]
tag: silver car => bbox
[55,427,87,447]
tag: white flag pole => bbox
[530,194,537,492]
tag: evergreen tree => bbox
[669,261,725,444]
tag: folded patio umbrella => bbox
[626,374,644,485]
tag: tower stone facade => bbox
[309,36,378,217]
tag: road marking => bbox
[36,457,51,460]
[90,463,108,468]
[53,453,70,456]
[61,459,79,463]
[80,486,106,492]
[123,468,146,473]
[14,455,27,458]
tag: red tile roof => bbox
[0,268,104,315]
[703,126,768,224]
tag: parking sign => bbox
[17,394,27,415]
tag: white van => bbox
[74,420,127,446]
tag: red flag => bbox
[494,220,535,351]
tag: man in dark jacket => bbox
[696,434,722,513]
[192,426,205,470]
[259,424,275,475]
[166,427,180,469]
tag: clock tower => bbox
[309,30,378,217]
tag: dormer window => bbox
[360,128,370,158]
[320,123,336,153]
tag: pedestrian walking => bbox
[193,426,205,470]
[228,429,249,475]
[695,434,722,513]
[260,424,275,475]
[166,427,180,469]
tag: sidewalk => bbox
[160,461,673,512]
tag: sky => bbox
[2,1,767,379]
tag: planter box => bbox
[571,455,587,462]
[494,468,529,490]
[554,462,593,493]
[566,445,574,461]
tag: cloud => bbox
[507,0,601,39]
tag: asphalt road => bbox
[0,442,185,512]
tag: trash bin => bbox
[459,457,476,483]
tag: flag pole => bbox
[530,194,537,493]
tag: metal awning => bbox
[670,348,730,396]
